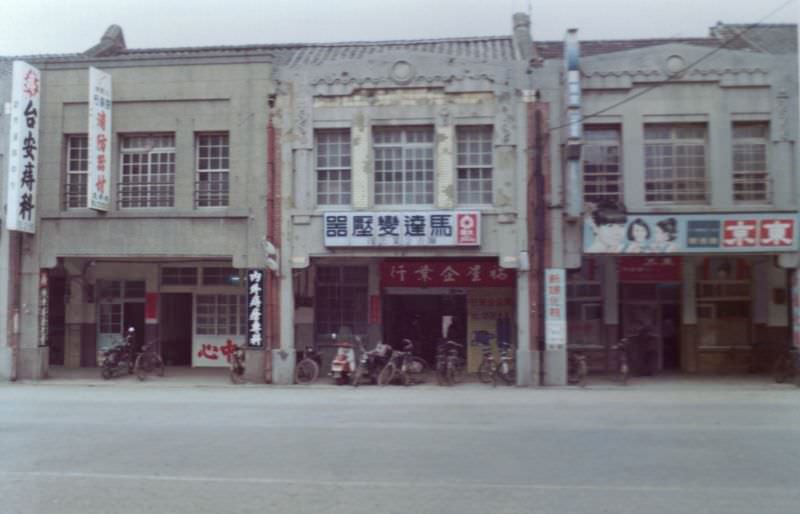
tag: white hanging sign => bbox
[88,67,112,211]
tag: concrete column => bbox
[293,149,313,210]
[436,123,455,209]
[351,113,370,209]
[682,257,697,324]
[515,270,535,386]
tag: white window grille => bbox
[202,267,240,286]
[119,134,176,208]
[374,126,434,205]
[456,126,493,205]
[315,266,369,338]
[732,123,770,203]
[195,294,247,336]
[644,125,707,204]
[66,135,88,209]
[316,130,351,206]
[583,127,622,205]
[196,133,229,207]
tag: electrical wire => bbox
[548,0,797,132]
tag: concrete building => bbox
[270,15,537,384]
[539,24,799,383]
[1,27,275,380]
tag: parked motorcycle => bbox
[330,334,355,385]
[352,338,392,387]
[100,329,136,380]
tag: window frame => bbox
[732,122,770,204]
[582,125,622,205]
[195,132,230,208]
[195,293,248,336]
[315,129,352,207]
[314,265,369,339]
[373,126,435,206]
[644,124,708,204]
[65,134,89,209]
[456,125,494,206]
[118,133,176,209]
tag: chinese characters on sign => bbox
[793,271,800,349]
[324,211,481,247]
[247,270,264,348]
[38,271,49,347]
[544,268,566,350]
[584,212,799,254]
[193,337,245,367]
[5,61,41,233]
[380,261,514,288]
[88,67,112,211]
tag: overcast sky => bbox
[0,0,797,56]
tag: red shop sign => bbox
[618,256,682,282]
[381,260,515,288]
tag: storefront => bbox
[580,211,798,375]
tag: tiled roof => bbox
[535,37,755,60]
[711,23,797,54]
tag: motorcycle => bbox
[330,334,355,385]
[352,338,392,387]
[100,336,135,380]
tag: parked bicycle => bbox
[294,345,321,384]
[229,344,246,384]
[377,339,425,386]
[567,350,588,388]
[352,339,392,387]
[492,341,515,387]
[436,339,465,386]
[134,339,165,381]
[614,338,630,386]
[772,341,800,386]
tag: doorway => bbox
[383,294,467,365]
[160,293,193,366]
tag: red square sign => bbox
[722,220,757,247]
[759,219,795,247]
[456,213,479,245]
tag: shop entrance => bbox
[383,293,467,365]
[160,293,193,366]
[620,283,681,374]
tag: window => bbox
[202,267,241,286]
[316,130,351,206]
[65,135,88,209]
[196,133,229,207]
[119,134,176,208]
[456,126,493,205]
[583,127,622,205]
[315,266,368,338]
[196,294,247,335]
[161,267,198,286]
[644,125,707,203]
[374,126,434,205]
[732,123,770,203]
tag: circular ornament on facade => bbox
[665,55,686,77]
[390,60,415,84]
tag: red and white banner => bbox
[381,260,514,288]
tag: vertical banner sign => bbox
[247,270,264,348]
[88,67,112,211]
[792,270,800,349]
[5,61,41,233]
[544,268,567,350]
[38,271,49,347]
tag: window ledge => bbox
[41,208,251,220]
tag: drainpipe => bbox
[8,232,22,381]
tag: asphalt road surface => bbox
[1,382,799,514]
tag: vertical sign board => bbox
[5,61,41,233]
[88,67,111,211]
[792,270,800,349]
[247,270,264,348]
[544,268,567,350]
[38,271,49,347]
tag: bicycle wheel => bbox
[446,363,456,386]
[773,357,791,384]
[478,359,494,383]
[295,359,319,385]
[152,354,165,377]
[406,357,427,385]
[578,362,588,388]
[352,364,364,388]
[134,354,148,381]
[230,365,245,384]
[453,359,465,384]
[621,362,629,386]
[378,363,396,386]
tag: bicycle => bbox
[492,341,515,387]
[567,350,588,388]
[134,340,165,381]
[229,344,246,384]
[614,338,630,386]
[772,342,800,386]
[294,345,321,384]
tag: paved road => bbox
[1,383,799,514]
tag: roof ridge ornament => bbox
[85,25,127,57]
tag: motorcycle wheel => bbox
[101,367,112,380]
[295,359,319,385]
[378,363,396,386]
[495,362,515,385]
[406,357,427,385]
[477,359,494,383]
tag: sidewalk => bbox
[6,366,799,391]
